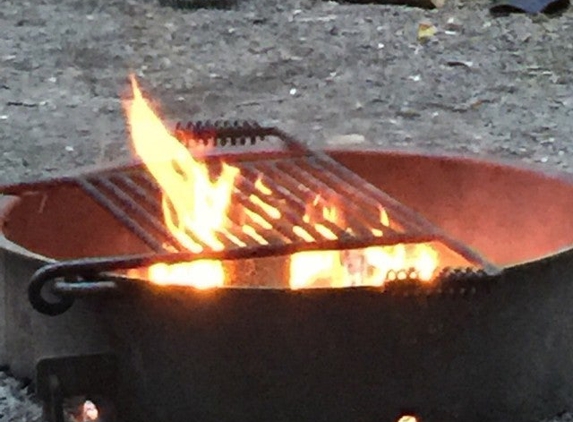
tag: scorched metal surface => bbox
[1,146,573,422]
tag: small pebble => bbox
[327,133,367,145]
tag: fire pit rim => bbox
[324,144,573,184]
[1,145,572,193]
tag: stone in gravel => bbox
[326,133,368,145]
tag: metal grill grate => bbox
[72,122,496,272]
[24,122,501,316]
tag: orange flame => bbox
[123,75,239,288]
[290,202,439,289]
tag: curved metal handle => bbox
[28,268,121,317]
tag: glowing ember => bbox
[123,75,239,288]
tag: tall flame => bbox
[124,75,239,288]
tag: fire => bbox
[145,262,225,288]
[123,75,239,288]
[290,197,439,289]
[122,75,439,289]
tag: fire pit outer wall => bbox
[2,148,573,422]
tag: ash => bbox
[1,0,573,419]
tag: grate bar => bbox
[306,154,447,233]
[112,174,161,212]
[233,171,348,242]
[76,179,165,252]
[230,185,302,243]
[284,158,404,232]
[97,177,185,251]
[218,207,273,248]
[266,160,399,238]
[239,163,371,239]
[228,188,290,246]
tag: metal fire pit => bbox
[1,127,573,422]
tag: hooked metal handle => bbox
[28,270,123,317]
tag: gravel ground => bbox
[0,372,40,422]
[1,0,573,420]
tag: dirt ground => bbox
[1,0,573,184]
[1,0,573,420]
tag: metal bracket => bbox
[36,354,118,422]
